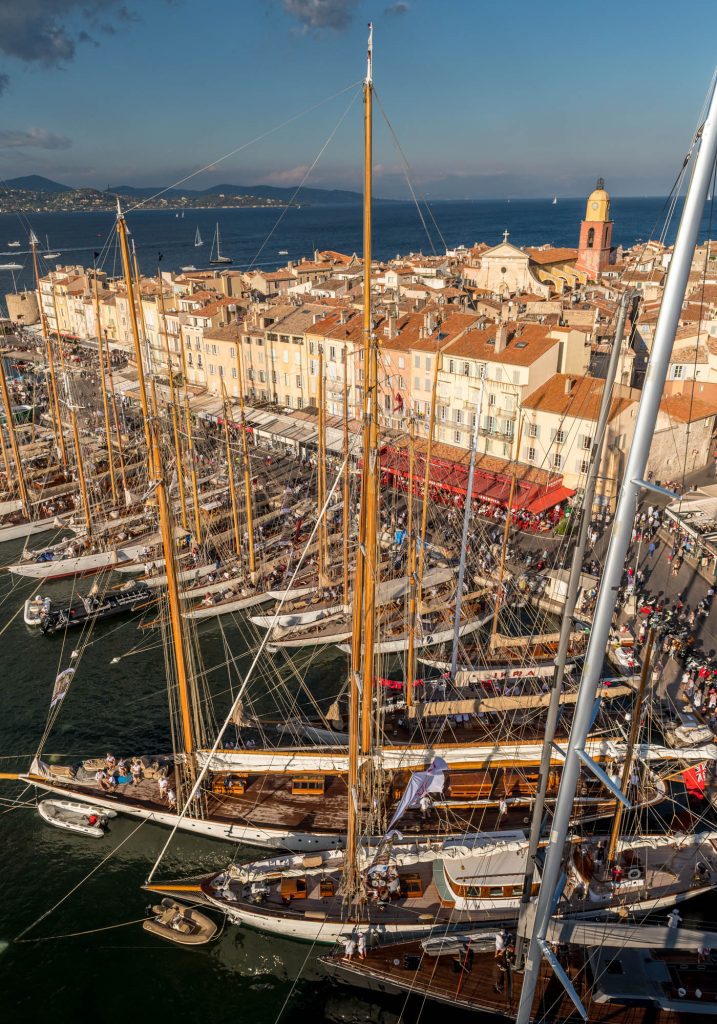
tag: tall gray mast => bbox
[516,75,717,1024]
[514,288,633,964]
[450,372,485,679]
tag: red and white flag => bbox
[682,762,707,799]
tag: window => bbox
[398,376,406,389]
[283,373,289,387]
[463,362,470,377]
[454,431,461,443]
[488,393,496,406]
[398,356,405,369]
[282,351,289,364]
[219,365,224,377]
[297,396,304,409]
[280,334,289,343]
[582,434,592,450]
[330,345,336,361]
[212,344,217,355]
[587,227,595,249]
[554,429,565,444]
[527,446,536,461]
[414,355,420,369]
[448,359,455,374]
[309,341,315,354]
[528,423,538,438]
[309,360,316,375]
[455,409,462,424]
[385,394,392,412]
[580,459,590,474]
[271,370,277,384]
[485,415,496,434]
[232,367,238,379]
[424,379,431,392]
[295,351,301,366]
[268,332,277,341]
[414,377,420,391]
[230,346,236,358]
[673,364,684,379]
[439,405,447,421]
[425,357,432,370]
[553,452,562,469]
[296,375,303,388]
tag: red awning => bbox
[527,485,575,515]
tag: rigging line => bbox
[146,452,348,883]
[13,816,149,943]
[373,87,447,255]
[125,79,363,214]
[14,916,149,944]
[245,86,362,273]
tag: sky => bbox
[0,0,716,199]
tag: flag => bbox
[683,762,707,799]
[394,391,404,412]
[50,667,75,708]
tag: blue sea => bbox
[0,195,705,294]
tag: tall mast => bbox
[0,356,29,516]
[358,21,378,758]
[93,270,118,507]
[405,411,417,705]
[235,341,256,576]
[69,402,92,536]
[342,344,350,609]
[605,628,654,867]
[102,332,129,497]
[116,202,154,472]
[416,346,440,593]
[176,324,203,545]
[514,289,632,964]
[516,75,717,1024]
[317,344,328,583]
[450,373,484,679]
[345,21,373,899]
[221,377,242,559]
[490,414,524,640]
[31,235,66,464]
[156,272,188,531]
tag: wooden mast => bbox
[405,411,417,706]
[235,341,256,577]
[116,203,196,778]
[70,404,92,536]
[358,24,378,759]
[342,344,350,608]
[116,203,154,472]
[102,332,129,497]
[176,324,203,546]
[490,413,524,641]
[605,629,655,867]
[92,271,118,507]
[414,341,440,629]
[156,272,188,531]
[317,344,328,583]
[345,22,373,898]
[220,377,242,559]
[0,356,29,516]
[30,235,66,464]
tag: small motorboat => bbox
[180,265,197,272]
[24,595,51,626]
[278,249,288,255]
[37,799,116,837]
[143,899,217,945]
[7,241,20,248]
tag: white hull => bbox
[267,584,315,601]
[0,516,68,544]
[250,603,343,628]
[7,540,147,580]
[331,616,487,655]
[184,591,272,620]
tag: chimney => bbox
[385,311,398,340]
[339,308,349,324]
[494,324,508,353]
[564,376,575,395]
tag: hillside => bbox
[3,175,73,192]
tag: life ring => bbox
[627,867,642,881]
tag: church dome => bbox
[585,177,610,221]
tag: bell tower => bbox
[576,177,613,279]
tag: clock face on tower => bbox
[591,202,598,210]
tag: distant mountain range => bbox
[2,175,380,205]
[3,174,75,192]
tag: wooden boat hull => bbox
[0,515,68,544]
[183,591,272,620]
[7,539,149,580]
